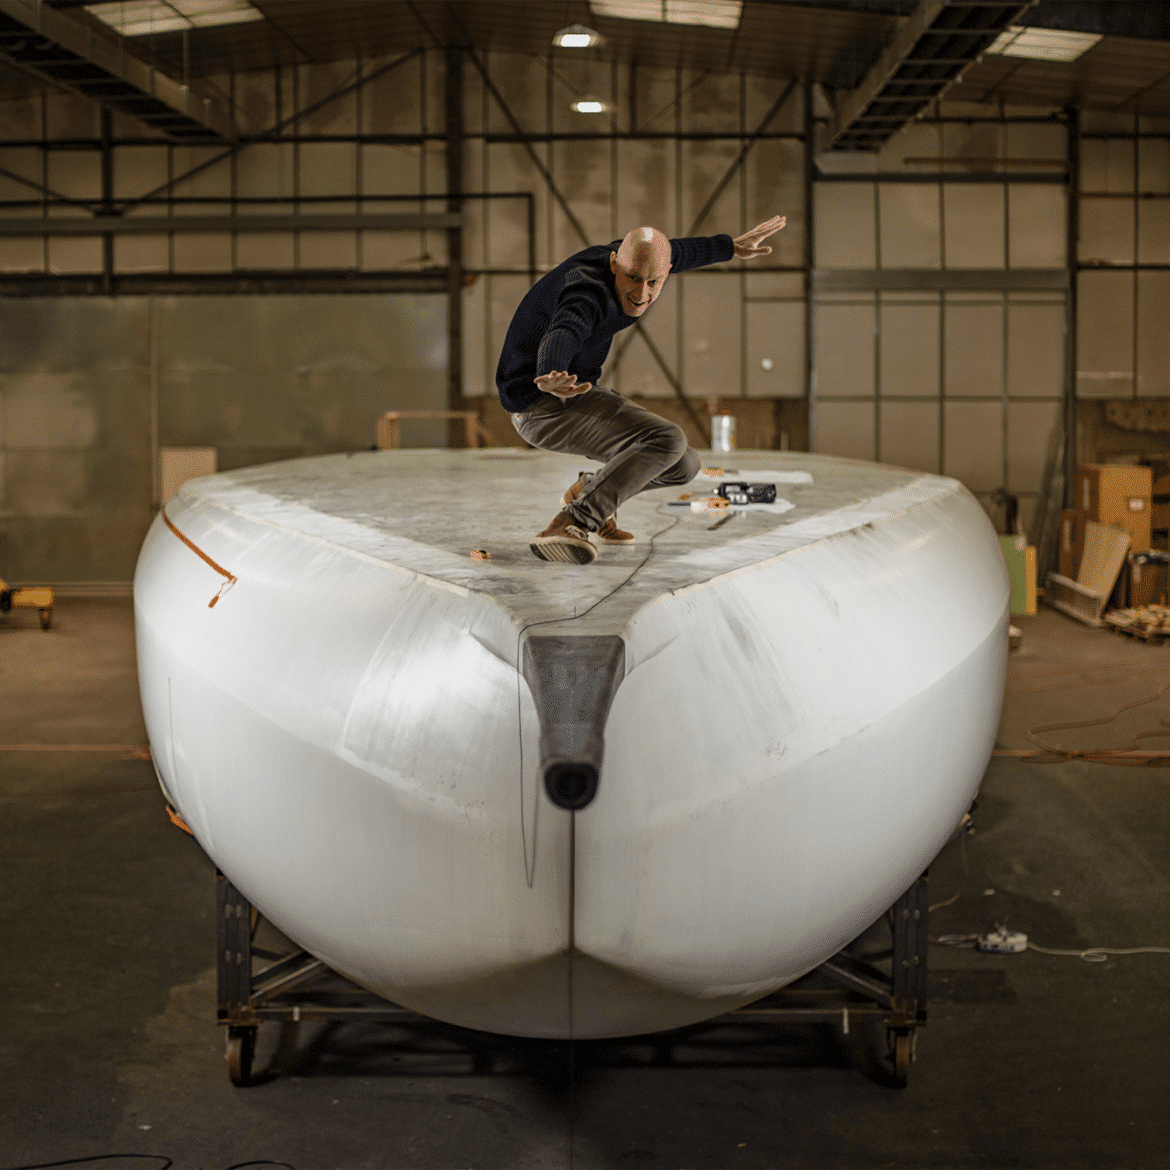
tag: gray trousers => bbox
[510,386,700,531]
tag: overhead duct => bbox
[828,0,1033,152]
[0,0,234,142]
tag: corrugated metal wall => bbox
[1,47,1168,583]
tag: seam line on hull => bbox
[171,489,470,598]
[663,478,965,601]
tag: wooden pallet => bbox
[1104,606,1170,645]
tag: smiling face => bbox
[610,227,672,317]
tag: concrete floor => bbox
[1,597,1168,1169]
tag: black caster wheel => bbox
[886,1028,914,1089]
[226,1025,258,1087]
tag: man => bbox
[497,215,786,564]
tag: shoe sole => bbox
[530,537,597,564]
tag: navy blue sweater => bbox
[495,234,735,413]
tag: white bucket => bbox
[711,414,736,453]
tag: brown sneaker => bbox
[530,510,597,564]
[561,474,635,545]
[596,517,634,544]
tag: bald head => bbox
[610,226,672,317]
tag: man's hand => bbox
[733,215,786,259]
[534,371,592,398]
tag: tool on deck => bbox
[716,482,777,505]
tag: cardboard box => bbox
[1059,509,1079,579]
[1076,464,1152,555]
[1152,500,1170,531]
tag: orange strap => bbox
[166,805,194,836]
[161,508,237,608]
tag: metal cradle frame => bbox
[217,870,929,1090]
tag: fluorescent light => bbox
[987,25,1103,63]
[591,0,742,31]
[85,0,266,37]
[553,23,603,48]
[571,97,608,114]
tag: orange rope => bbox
[161,508,237,607]
[166,805,194,836]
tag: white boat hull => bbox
[134,450,1007,1038]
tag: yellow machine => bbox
[0,578,54,629]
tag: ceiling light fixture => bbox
[590,0,742,30]
[987,25,1103,63]
[552,22,603,48]
[571,96,609,114]
[84,0,266,38]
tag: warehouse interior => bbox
[1,1,1169,1167]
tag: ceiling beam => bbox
[827,1,1033,151]
[0,0,234,142]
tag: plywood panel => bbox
[942,119,1004,167]
[47,237,102,274]
[552,137,615,259]
[237,143,296,198]
[816,401,874,461]
[943,184,1005,268]
[365,53,423,134]
[944,400,1001,491]
[682,69,741,135]
[1076,269,1133,398]
[298,60,359,136]
[944,300,1002,398]
[485,50,546,136]
[682,273,742,400]
[488,144,549,269]
[1079,198,1134,265]
[488,275,531,394]
[1007,400,1059,496]
[362,145,424,197]
[1007,302,1064,399]
[1137,200,1170,264]
[617,138,677,243]
[114,235,169,273]
[1005,122,1065,163]
[879,183,940,268]
[237,229,295,270]
[744,74,802,134]
[879,301,938,398]
[879,400,939,473]
[815,302,874,397]
[462,276,488,398]
[607,282,678,399]
[173,231,232,272]
[170,148,232,200]
[745,140,804,268]
[47,151,100,202]
[681,138,742,238]
[300,142,358,198]
[300,231,358,270]
[1080,137,1134,193]
[1138,137,1170,194]
[814,183,875,268]
[746,300,803,399]
[113,146,169,202]
[1137,271,1170,398]
[1007,185,1065,268]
